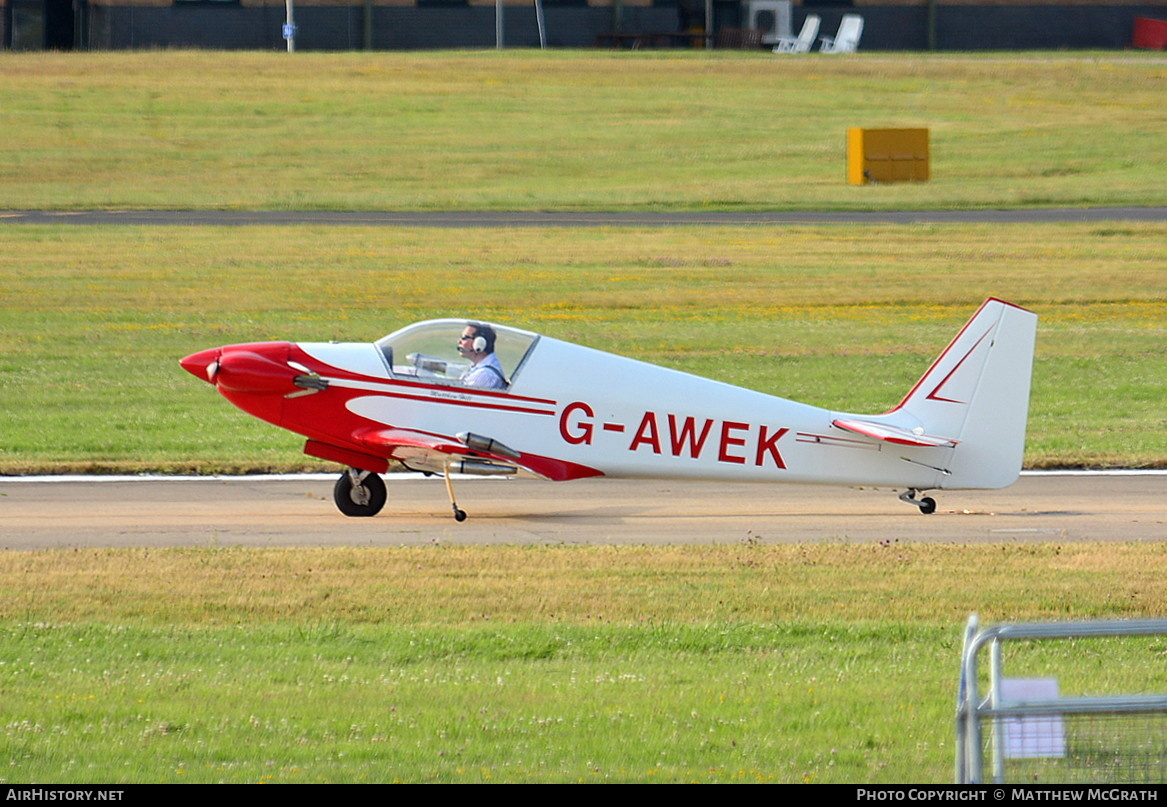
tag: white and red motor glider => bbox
[180,298,1037,521]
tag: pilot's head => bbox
[458,322,496,358]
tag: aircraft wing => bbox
[354,427,468,457]
[832,418,958,448]
[352,427,602,482]
[353,427,518,475]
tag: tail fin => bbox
[896,298,1038,489]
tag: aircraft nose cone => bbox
[215,343,297,394]
[180,348,221,384]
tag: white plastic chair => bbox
[819,14,863,53]
[771,15,820,53]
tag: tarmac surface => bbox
[3,207,1167,227]
[2,473,1164,549]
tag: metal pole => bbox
[284,0,296,52]
[496,0,504,49]
[990,639,1004,783]
[955,614,979,784]
[535,0,546,48]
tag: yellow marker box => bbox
[847,128,930,185]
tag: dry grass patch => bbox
[5,543,1167,626]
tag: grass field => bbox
[1,222,1163,473]
[4,544,1167,783]
[1,50,1165,785]
[2,51,1165,211]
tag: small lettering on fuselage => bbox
[558,401,788,469]
[429,389,473,402]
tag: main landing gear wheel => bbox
[334,469,387,517]
[898,488,937,515]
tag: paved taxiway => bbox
[2,473,1163,549]
[4,207,1167,227]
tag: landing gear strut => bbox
[443,465,468,522]
[334,469,387,517]
[899,488,937,515]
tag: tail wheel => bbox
[333,470,387,517]
[917,496,937,515]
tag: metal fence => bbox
[956,615,1167,784]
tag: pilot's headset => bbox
[466,323,496,354]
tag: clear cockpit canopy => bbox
[375,320,539,389]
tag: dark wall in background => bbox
[10,0,1167,51]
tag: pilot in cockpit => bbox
[457,322,507,389]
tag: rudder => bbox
[897,299,1038,489]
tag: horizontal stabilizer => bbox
[832,418,958,448]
